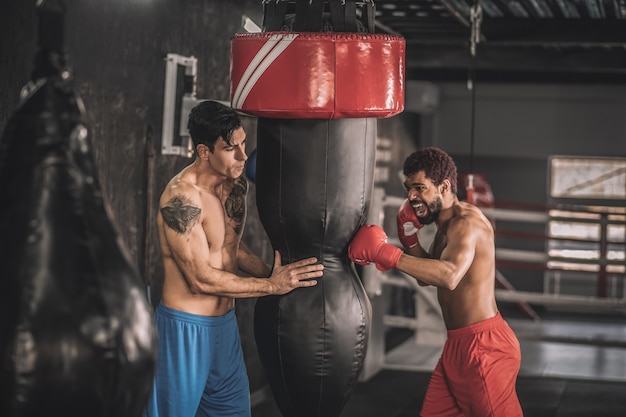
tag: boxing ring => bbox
[360,186,626,382]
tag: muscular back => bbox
[157,165,248,316]
[433,202,498,329]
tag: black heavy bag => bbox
[0,2,156,416]
[254,118,375,417]
[230,3,405,416]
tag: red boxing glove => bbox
[348,224,403,271]
[396,199,423,249]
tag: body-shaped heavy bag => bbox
[254,118,375,417]
[0,2,156,416]
[231,3,405,416]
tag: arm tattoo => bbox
[224,177,247,235]
[160,195,201,234]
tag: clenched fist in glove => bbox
[396,199,424,249]
[348,224,403,271]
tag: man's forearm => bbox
[238,242,272,277]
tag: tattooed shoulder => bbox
[160,195,201,234]
[224,177,247,234]
[235,176,248,193]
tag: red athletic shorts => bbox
[420,312,523,417]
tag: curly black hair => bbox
[402,147,458,194]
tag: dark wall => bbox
[432,82,626,207]
[1,0,268,392]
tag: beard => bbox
[417,196,442,225]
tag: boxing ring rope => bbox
[490,201,626,311]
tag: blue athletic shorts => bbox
[143,303,251,417]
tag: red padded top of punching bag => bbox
[230,32,405,119]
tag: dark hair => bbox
[187,100,242,152]
[403,147,458,194]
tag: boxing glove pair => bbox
[348,199,422,270]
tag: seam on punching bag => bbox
[277,121,290,262]
[320,121,329,262]
[364,119,373,219]
[341,265,369,410]
[264,120,294,415]
[276,122,295,416]
[316,121,331,416]
[357,119,369,223]
[276,295,293,415]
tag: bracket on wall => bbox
[161,53,198,157]
[160,53,231,156]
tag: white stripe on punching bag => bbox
[232,33,299,109]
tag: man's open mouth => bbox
[412,202,427,217]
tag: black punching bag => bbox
[230,2,405,416]
[0,2,156,416]
[254,118,375,417]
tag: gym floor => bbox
[252,308,626,417]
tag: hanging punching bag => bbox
[0,2,156,416]
[230,2,405,416]
[254,117,376,417]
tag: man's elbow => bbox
[187,282,204,294]
[443,280,459,291]
[441,264,463,290]
[184,274,213,295]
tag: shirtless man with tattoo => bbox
[143,100,324,417]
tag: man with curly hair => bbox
[349,147,522,417]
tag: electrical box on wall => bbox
[161,53,198,157]
[160,53,231,157]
